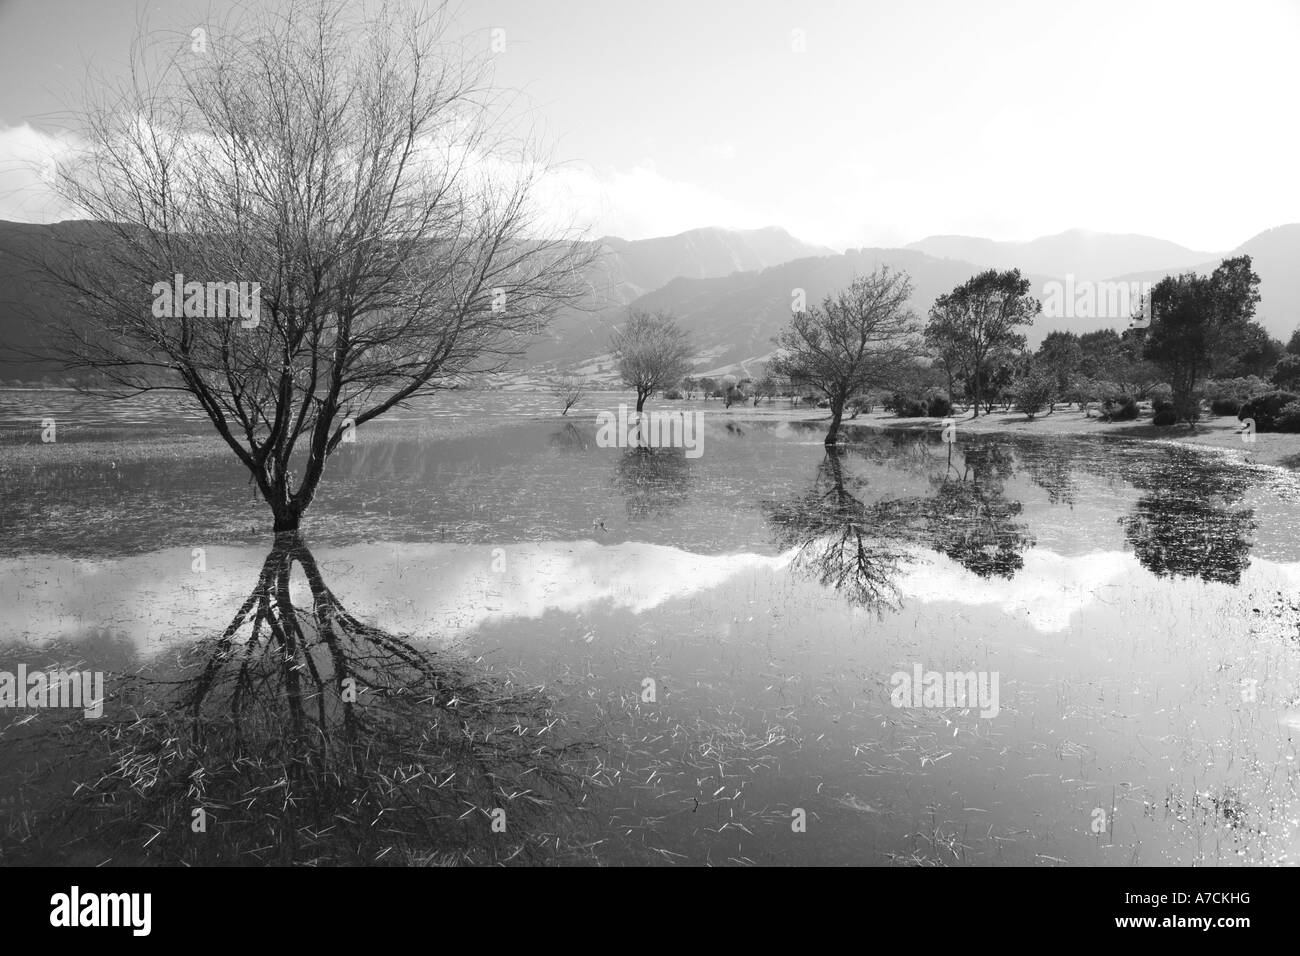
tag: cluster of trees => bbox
[606,254,1291,444]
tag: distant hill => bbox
[567,248,1055,378]
[2,219,1296,384]
[1110,224,1300,343]
[0,219,121,382]
[496,225,834,373]
[0,220,831,381]
[907,229,1216,280]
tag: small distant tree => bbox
[719,373,742,408]
[699,376,718,401]
[549,375,588,415]
[1273,354,1300,391]
[610,310,692,412]
[1013,370,1057,420]
[770,266,922,445]
[1219,320,1284,379]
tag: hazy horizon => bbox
[1,0,1298,252]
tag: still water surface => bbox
[2,389,1299,864]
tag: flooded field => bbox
[2,389,1299,865]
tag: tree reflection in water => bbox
[764,437,1035,609]
[763,447,913,611]
[15,534,587,865]
[921,442,1033,579]
[1119,449,1256,585]
[613,446,693,520]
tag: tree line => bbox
[602,256,1295,446]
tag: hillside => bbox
[0,221,830,382]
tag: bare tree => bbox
[609,309,691,412]
[770,267,922,445]
[549,374,588,415]
[27,0,591,531]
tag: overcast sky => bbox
[1,0,1298,251]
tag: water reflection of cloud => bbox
[898,548,1300,633]
[5,542,1300,653]
[0,542,793,653]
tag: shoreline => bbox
[782,404,1300,470]
[4,392,1298,471]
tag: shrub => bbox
[1152,398,1174,414]
[1148,383,1173,406]
[924,389,952,417]
[1208,376,1271,402]
[1013,373,1057,420]
[1239,391,1300,432]
[663,388,683,400]
[1275,401,1300,433]
[1210,397,1241,416]
[1152,408,1178,427]
[888,392,926,417]
[1101,395,1138,421]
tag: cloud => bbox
[534,159,769,240]
[0,123,80,222]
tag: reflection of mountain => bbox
[12,534,584,865]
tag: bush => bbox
[1210,397,1241,416]
[1013,373,1057,420]
[1208,376,1271,402]
[898,399,926,417]
[1152,408,1178,427]
[887,392,925,417]
[1148,383,1173,406]
[924,389,952,417]
[1239,391,1300,432]
[1152,398,1174,414]
[1101,395,1138,421]
[663,388,683,400]
[1276,401,1300,433]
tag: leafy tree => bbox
[1035,331,1082,394]
[1272,354,1300,391]
[1219,320,1284,378]
[610,309,692,412]
[1144,256,1262,422]
[770,266,922,445]
[926,269,1040,417]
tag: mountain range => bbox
[1,220,1296,383]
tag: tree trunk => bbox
[635,392,646,412]
[824,400,844,445]
[272,499,304,532]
